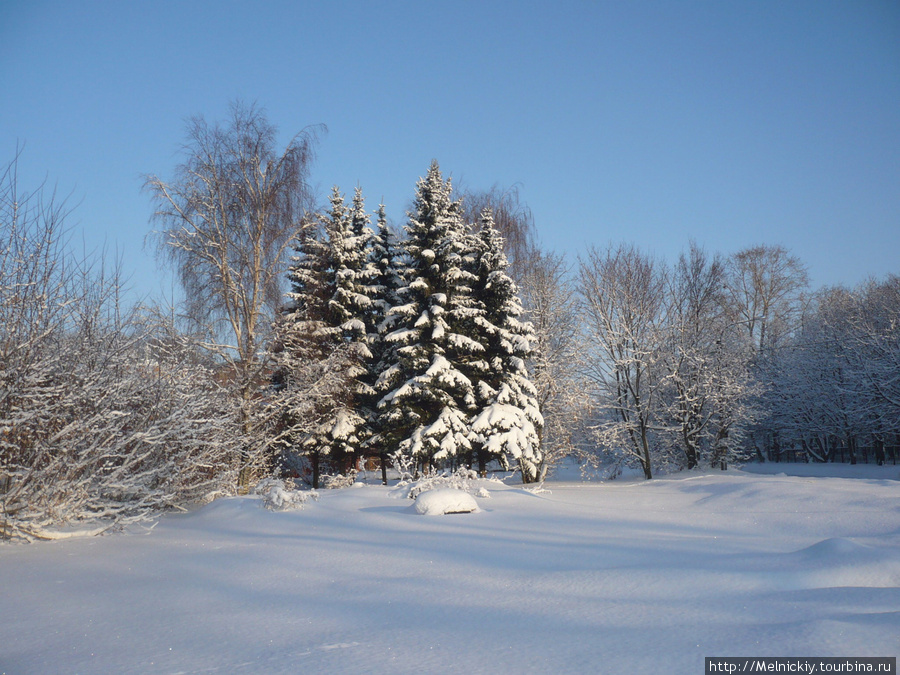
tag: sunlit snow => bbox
[1,464,897,674]
[413,488,479,515]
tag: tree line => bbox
[575,242,899,478]
[3,103,897,539]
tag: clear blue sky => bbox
[2,0,898,300]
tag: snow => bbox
[413,488,480,515]
[329,409,357,441]
[1,464,898,673]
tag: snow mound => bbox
[773,537,900,590]
[413,488,479,515]
[797,537,868,559]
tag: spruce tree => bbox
[278,187,377,485]
[366,203,405,481]
[470,210,544,482]
[329,186,375,346]
[277,212,334,486]
[377,161,483,472]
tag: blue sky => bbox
[2,0,898,300]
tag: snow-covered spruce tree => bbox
[376,161,483,473]
[469,211,544,482]
[368,203,405,350]
[276,187,377,486]
[364,203,406,483]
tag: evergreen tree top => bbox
[406,161,464,247]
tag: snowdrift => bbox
[1,466,897,674]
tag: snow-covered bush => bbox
[413,488,479,515]
[1,160,254,542]
[393,467,496,500]
[254,479,317,511]
[0,304,250,542]
[321,470,358,489]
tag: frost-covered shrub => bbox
[254,479,317,511]
[390,451,416,484]
[0,311,251,542]
[321,470,358,489]
[393,467,497,500]
[0,163,255,542]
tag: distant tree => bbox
[722,245,809,462]
[518,245,591,479]
[725,245,809,354]
[661,243,758,470]
[767,288,856,463]
[145,101,321,403]
[853,276,900,447]
[767,276,900,465]
[459,183,536,281]
[579,244,668,479]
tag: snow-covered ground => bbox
[1,464,898,674]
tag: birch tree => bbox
[725,244,809,354]
[459,183,536,280]
[145,102,321,401]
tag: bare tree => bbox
[725,245,809,353]
[854,276,900,445]
[723,245,809,461]
[518,245,591,479]
[145,101,322,399]
[768,277,900,465]
[662,244,727,469]
[579,244,668,479]
[662,243,759,469]
[458,183,536,280]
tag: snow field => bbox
[0,467,898,674]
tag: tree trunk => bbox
[874,438,885,467]
[640,422,653,480]
[477,451,487,478]
[312,452,320,489]
[682,426,699,470]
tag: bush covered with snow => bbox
[392,467,496,500]
[321,471,358,490]
[0,168,261,542]
[254,479,317,511]
[413,488,479,515]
